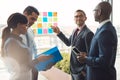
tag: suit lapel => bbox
[72,26,87,46]
[94,21,112,36]
[94,28,100,36]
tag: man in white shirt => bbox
[20,6,39,80]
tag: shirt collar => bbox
[10,34,23,42]
[77,24,85,31]
[98,19,110,29]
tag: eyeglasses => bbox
[93,9,99,14]
[31,17,37,21]
[74,15,84,18]
[93,9,99,12]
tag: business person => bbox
[77,2,118,80]
[1,13,50,80]
[51,9,94,80]
[21,6,39,80]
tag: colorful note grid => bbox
[32,12,58,35]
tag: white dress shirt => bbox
[20,28,37,59]
[98,19,110,29]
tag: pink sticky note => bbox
[43,12,47,16]
[53,23,58,26]
[43,28,48,34]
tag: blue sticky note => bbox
[38,28,42,34]
[43,17,48,22]
[35,46,63,71]
[48,12,52,17]
[48,28,53,34]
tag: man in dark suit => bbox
[77,2,118,80]
[51,9,94,80]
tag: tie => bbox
[97,28,99,31]
[26,33,30,47]
[75,28,79,36]
[94,28,99,35]
[73,28,79,45]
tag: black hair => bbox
[75,9,86,16]
[23,6,39,15]
[99,1,112,18]
[1,13,28,57]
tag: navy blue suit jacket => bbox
[86,22,118,80]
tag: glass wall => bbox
[0,0,120,80]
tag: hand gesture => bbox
[51,26,60,34]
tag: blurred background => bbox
[0,0,120,80]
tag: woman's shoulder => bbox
[4,37,22,49]
[5,38,16,45]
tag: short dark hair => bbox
[75,9,86,16]
[23,6,39,15]
[99,1,112,17]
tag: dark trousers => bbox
[71,73,85,80]
[32,67,38,80]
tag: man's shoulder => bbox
[84,26,93,34]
